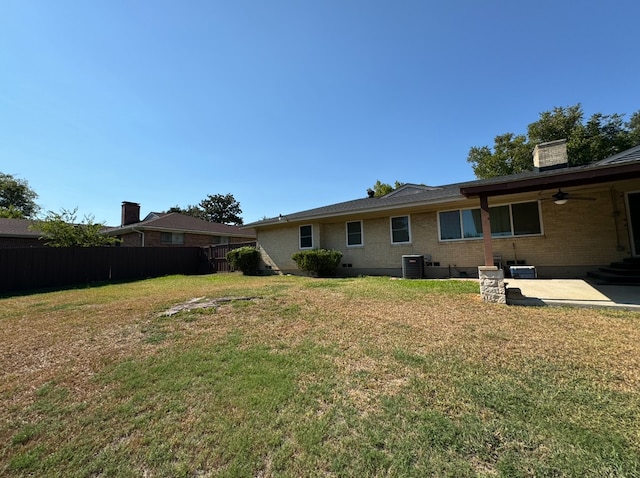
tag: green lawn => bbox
[1,274,639,477]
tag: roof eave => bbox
[107,225,255,237]
[460,162,640,198]
[0,233,41,238]
[247,195,466,227]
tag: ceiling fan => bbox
[550,189,596,205]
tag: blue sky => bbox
[1,1,638,226]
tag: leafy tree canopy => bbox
[30,208,119,247]
[0,173,39,218]
[368,180,406,198]
[167,193,243,225]
[467,104,640,179]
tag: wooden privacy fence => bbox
[0,247,213,293]
[206,241,257,273]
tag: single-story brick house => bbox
[244,141,640,281]
[107,202,256,247]
[0,218,43,248]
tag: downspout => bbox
[132,227,145,247]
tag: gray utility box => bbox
[509,265,537,279]
[402,255,424,279]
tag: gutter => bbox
[131,227,145,247]
[245,195,466,228]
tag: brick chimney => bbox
[121,201,141,226]
[533,139,568,172]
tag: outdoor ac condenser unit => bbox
[402,255,424,279]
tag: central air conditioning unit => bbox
[402,255,424,279]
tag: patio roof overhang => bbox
[459,161,640,267]
[459,161,640,198]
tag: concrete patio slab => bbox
[505,279,640,310]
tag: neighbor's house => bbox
[245,141,640,281]
[0,218,43,248]
[107,202,256,247]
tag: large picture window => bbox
[299,225,313,249]
[438,201,541,241]
[390,215,411,244]
[346,221,363,246]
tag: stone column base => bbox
[478,266,506,304]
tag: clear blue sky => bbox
[1,1,638,226]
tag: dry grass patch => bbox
[1,274,639,477]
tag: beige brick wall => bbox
[257,224,301,272]
[256,182,639,277]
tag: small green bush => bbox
[226,246,260,275]
[291,249,343,277]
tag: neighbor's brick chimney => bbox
[121,201,141,226]
[533,139,568,172]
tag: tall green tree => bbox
[167,193,244,225]
[166,204,206,220]
[0,173,39,218]
[467,104,640,179]
[199,193,243,225]
[31,208,119,247]
[629,111,640,145]
[368,180,406,197]
[467,133,530,178]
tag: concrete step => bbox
[610,261,640,271]
[587,270,640,285]
[599,267,640,276]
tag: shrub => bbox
[291,249,343,277]
[226,246,260,275]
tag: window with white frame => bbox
[299,224,313,249]
[438,201,542,241]
[390,215,411,244]
[160,232,185,245]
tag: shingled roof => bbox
[595,144,640,166]
[108,212,255,238]
[0,218,40,238]
[246,183,470,227]
[246,144,640,228]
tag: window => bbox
[161,232,184,245]
[299,225,313,249]
[490,205,511,237]
[438,201,541,241]
[462,209,483,238]
[346,221,363,246]
[512,202,542,235]
[391,215,411,244]
[439,210,462,240]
